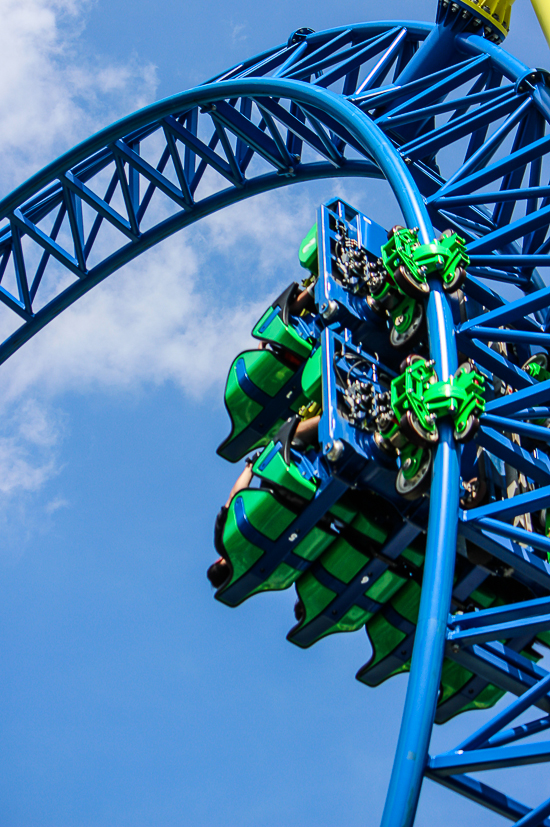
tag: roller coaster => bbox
[4,0,550,823]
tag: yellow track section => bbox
[530,0,550,46]
[454,0,516,40]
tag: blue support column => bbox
[380,285,460,827]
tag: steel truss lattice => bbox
[3,12,550,827]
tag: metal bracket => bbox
[381,227,469,295]
[390,357,485,442]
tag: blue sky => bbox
[0,1,549,825]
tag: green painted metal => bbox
[218,348,306,460]
[357,577,507,722]
[525,361,550,384]
[299,224,319,275]
[252,307,313,358]
[390,295,419,338]
[399,443,431,483]
[289,504,419,647]
[216,441,352,603]
[381,228,469,292]
[390,358,485,440]
[301,346,322,404]
[252,439,318,500]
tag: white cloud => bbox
[45,495,69,513]
[0,0,365,503]
[230,22,248,46]
[0,0,157,190]
[2,231,265,402]
[0,398,63,495]
[0,0,159,498]
[0,180,324,497]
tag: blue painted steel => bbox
[459,519,550,587]
[486,379,550,415]
[429,740,550,774]
[449,596,550,633]
[459,288,550,333]
[425,770,550,826]
[473,428,550,485]
[427,674,550,823]
[481,414,550,443]
[463,485,550,522]
[454,672,550,750]
[485,716,550,749]
[514,798,550,827]
[5,15,550,827]
[447,612,550,646]
[449,641,550,710]
[218,473,348,607]
[0,72,439,365]
[381,423,460,827]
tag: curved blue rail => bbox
[0,20,433,366]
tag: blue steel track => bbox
[2,13,550,827]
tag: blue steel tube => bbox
[0,58,462,825]
[380,283,460,827]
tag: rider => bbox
[207,415,321,589]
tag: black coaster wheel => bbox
[398,353,426,373]
[522,352,549,372]
[387,224,405,239]
[393,264,430,299]
[395,449,433,500]
[389,303,424,348]
[459,476,487,509]
[453,413,480,443]
[399,410,439,447]
[442,265,468,294]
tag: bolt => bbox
[326,439,344,462]
[395,315,404,326]
[322,300,339,321]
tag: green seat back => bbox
[252,306,313,358]
[301,346,322,404]
[222,488,296,589]
[289,512,409,646]
[219,485,337,602]
[359,578,507,719]
[252,440,318,501]
[299,224,318,275]
[218,349,309,461]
